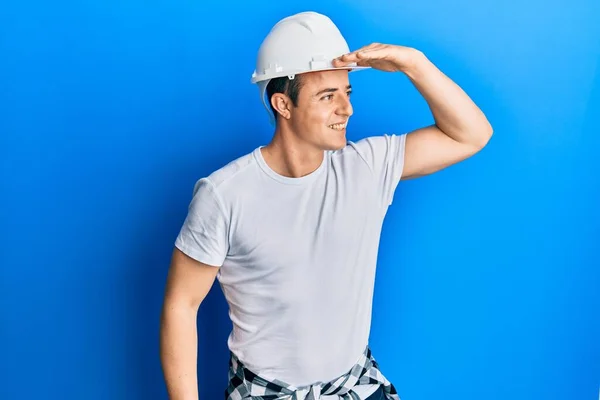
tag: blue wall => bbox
[1,0,598,399]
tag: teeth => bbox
[328,123,346,130]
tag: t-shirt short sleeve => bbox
[352,133,407,207]
[174,178,230,267]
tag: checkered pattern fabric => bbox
[225,346,400,399]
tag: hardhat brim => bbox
[251,65,371,84]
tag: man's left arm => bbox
[334,44,493,180]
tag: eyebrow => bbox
[314,85,352,96]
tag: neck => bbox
[261,124,324,179]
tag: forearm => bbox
[160,303,199,400]
[402,50,493,148]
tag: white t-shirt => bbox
[175,134,407,397]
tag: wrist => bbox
[399,48,428,76]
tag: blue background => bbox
[1,0,599,399]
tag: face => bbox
[278,69,354,151]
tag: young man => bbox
[160,11,492,400]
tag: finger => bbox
[332,44,387,66]
[356,47,391,60]
[345,43,380,57]
[358,44,387,54]
[332,53,359,66]
[337,53,359,62]
[348,43,389,57]
[356,42,381,52]
[332,55,360,67]
[336,42,379,61]
[337,48,386,64]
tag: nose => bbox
[336,94,353,117]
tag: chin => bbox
[334,140,348,150]
[314,128,347,151]
[324,139,347,151]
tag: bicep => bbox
[163,247,220,310]
[402,124,481,180]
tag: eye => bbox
[322,94,333,100]
[347,90,352,97]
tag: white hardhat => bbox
[251,11,370,125]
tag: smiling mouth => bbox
[328,123,347,130]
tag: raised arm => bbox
[401,49,492,179]
[333,43,493,179]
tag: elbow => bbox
[161,296,200,325]
[483,122,494,147]
[472,121,493,150]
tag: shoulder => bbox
[206,150,256,190]
[333,134,406,170]
[186,148,262,214]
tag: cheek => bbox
[294,100,334,129]
[305,105,333,126]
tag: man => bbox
[160,11,492,400]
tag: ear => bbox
[271,93,292,120]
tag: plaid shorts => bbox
[225,346,400,399]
